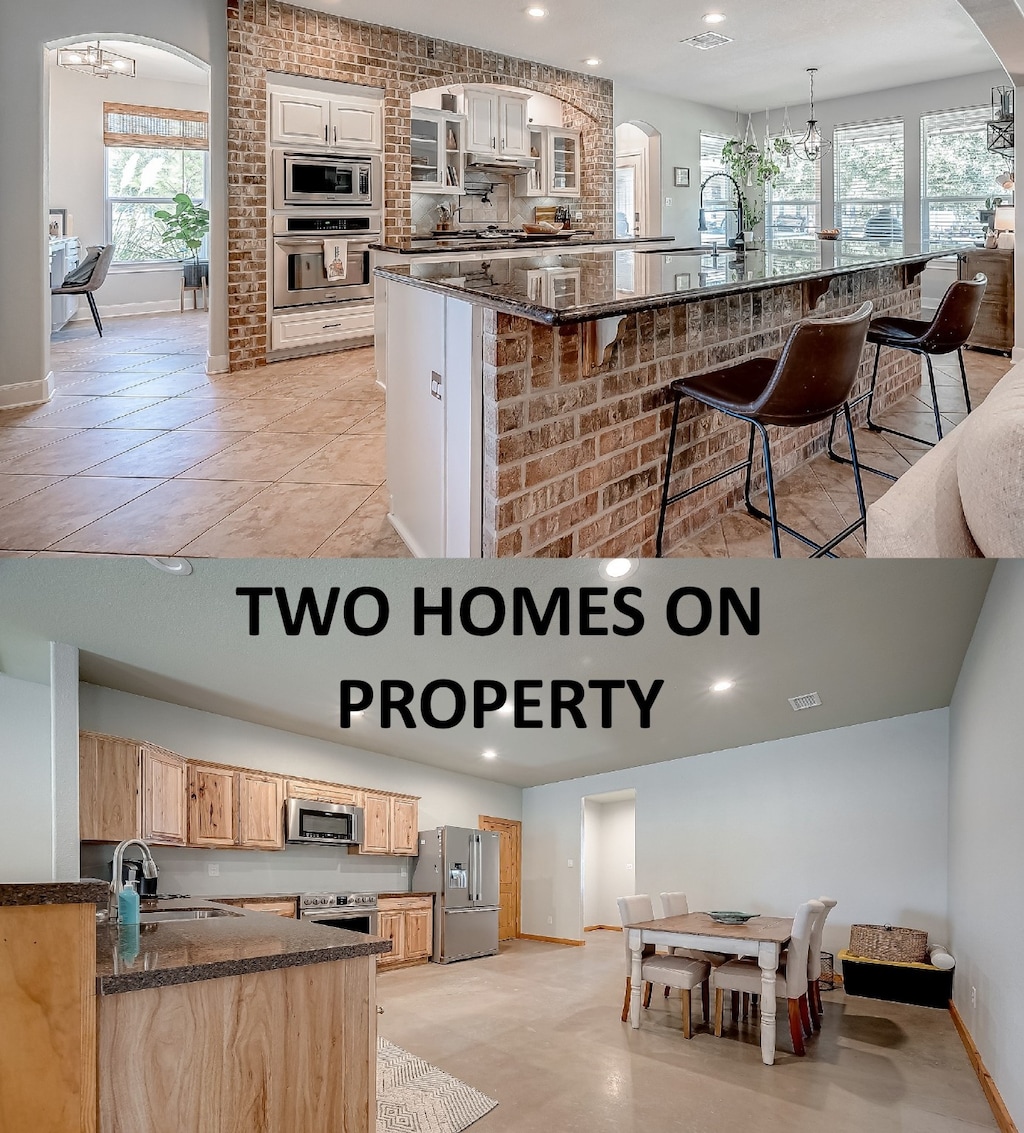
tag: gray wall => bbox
[522,709,951,956]
[0,0,228,407]
[948,561,1024,1129]
[0,674,54,882]
[79,683,522,896]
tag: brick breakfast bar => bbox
[375,240,954,558]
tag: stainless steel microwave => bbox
[273,149,379,209]
[285,798,365,846]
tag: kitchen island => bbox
[374,239,955,557]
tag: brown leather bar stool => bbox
[827,274,987,481]
[656,301,873,559]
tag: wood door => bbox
[360,792,391,854]
[79,732,142,843]
[390,797,418,855]
[404,909,432,960]
[187,765,237,848]
[237,773,285,850]
[377,911,405,966]
[479,815,522,941]
[142,745,187,846]
[499,94,530,157]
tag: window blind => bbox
[833,117,904,237]
[103,103,209,150]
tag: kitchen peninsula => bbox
[375,240,956,558]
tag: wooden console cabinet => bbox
[960,247,1014,353]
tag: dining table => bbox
[625,912,794,1065]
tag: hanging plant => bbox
[720,136,791,232]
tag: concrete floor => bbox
[377,930,996,1133]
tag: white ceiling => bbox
[299,0,1000,110]
[49,41,208,86]
[0,560,993,789]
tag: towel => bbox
[324,239,349,282]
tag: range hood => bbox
[466,153,538,174]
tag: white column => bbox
[49,642,79,880]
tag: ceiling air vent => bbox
[788,692,822,712]
[681,31,733,50]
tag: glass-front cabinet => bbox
[548,129,581,197]
[516,127,546,197]
[411,109,466,194]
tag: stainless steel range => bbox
[298,892,379,935]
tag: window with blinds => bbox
[922,106,1008,248]
[765,141,820,239]
[699,131,739,246]
[103,102,209,150]
[833,117,905,240]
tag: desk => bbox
[626,913,793,1064]
[49,237,81,332]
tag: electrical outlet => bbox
[207,863,220,877]
[547,915,553,925]
[567,859,574,868]
[971,986,977,1008]
[625,863,633,870]
[665,196,673,206]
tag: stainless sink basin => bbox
[139,907,244,923]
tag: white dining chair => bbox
[617,895,711,1039]
[710,899,824,1056]
[808,896,837,1026]
[659,891,729,1010]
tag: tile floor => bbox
[378,929,997,1132]
[0,312,1012,557]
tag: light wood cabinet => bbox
[377,897,433,969]
[80,733,141,843]
[357,793,419,856]
[377,911,404,965]
[391,797,419,855]
[285,778,363,807]
[187,765,237,848]
[237,773,285,850]
[142,745,187,846]
[404,908,432,960]
[961,247,1014,353]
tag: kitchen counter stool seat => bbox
[656,301,874,558]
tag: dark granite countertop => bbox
[0,880,108,907]
[96,898,390,995]
[371,233,674,255]
[374,238,960,326]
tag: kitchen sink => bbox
[139,907,244,922]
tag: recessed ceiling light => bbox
[482,750,498,760]
[143,557,193,576]
[526,6,548,16]
[710,679,735,693]
[584,57,602,66]
[703,12,727,23]
[600,558,637,581]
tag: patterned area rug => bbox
[377,1037,498,1133]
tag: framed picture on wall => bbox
[674,273,692,291]
[673,167,690,188]
[48,209,67,239]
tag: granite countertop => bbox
[378,892,435,899]
[0,880,109,907]
[96,898,390,996]
[374,238,960,326]
[372,234,673,255]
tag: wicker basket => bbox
[849,924,929,964]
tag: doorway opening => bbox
[615,121,662,237]
[582,789,636,932]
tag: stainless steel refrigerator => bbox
[412,826,500,963]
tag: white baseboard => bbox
[1013,346,1024,364]
[71,299,187,321]
[0,373,54,409]
[206,353,229,375]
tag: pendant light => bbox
[800,67,831,161]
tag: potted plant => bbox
[979,196,1003,231]
[154,193,210,288]
[721,136,791,245]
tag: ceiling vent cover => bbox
[681,31,733,50]
[788,692,822,712]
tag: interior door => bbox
[480,816,522,940]
[616,153,646,236]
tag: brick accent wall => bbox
[480,269,923,557]
[226,0,614,370]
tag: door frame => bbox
[479,815,522,940]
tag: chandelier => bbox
[800,67,831,161]
[56,42,136,79]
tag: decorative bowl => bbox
[817,229,841,241]
[707,911,760,925]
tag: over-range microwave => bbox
[273,149,380,209]
[285,798,365,846]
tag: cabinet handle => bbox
[334,125,338,145]
[325,124,329,144]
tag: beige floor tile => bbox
[257,373,357,399]
[82,429,254,478]
[54,371,165,396]
[313,510,413,558]
[181,431,337,481]
[116,356,198,375]
[16,395,169,429]
[0,427,84,463]
[279,434,387,485]
[0,395,97,426]
[0,428,165,475]
[345,406,386,434]
[267,399,378,433]
[118,373,222,398]
[179,483,373,557]
[51,478,266,555]
[0,475,66,509]
[0,476,163,550]
[101,397,220,430]
[185,398,301,430]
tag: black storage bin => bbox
[839,949,953,1009]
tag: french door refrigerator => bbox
[412,826,500,963]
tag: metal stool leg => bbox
[865,343,884,430]
[86,292,103,337]
[957,347,973,414]
[655,394,683,558]
[742,422,781,558]
[925,355,944,441]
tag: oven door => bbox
[275,151,375,208]
[301,910,379,935]
[273,237,374,308]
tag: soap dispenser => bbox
[117,880,141,926]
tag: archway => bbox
[615,120,662,237]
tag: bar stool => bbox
[827,274,987,481]
[656,301,873,559]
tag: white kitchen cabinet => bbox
[329,98,382,150]
[270,89,382,151]
[410,109,466,194]
[462,87,530,158]
[515,126,547,197]
[271,303,374,354]
[548,129,582,196]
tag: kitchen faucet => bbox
[109,838,159,920]
[697,173,745,248]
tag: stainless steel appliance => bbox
[272,212,380,309]
[273,149,380,209]
[285,797,365,846]
[412,827,500,963]
[298,892,379,935]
